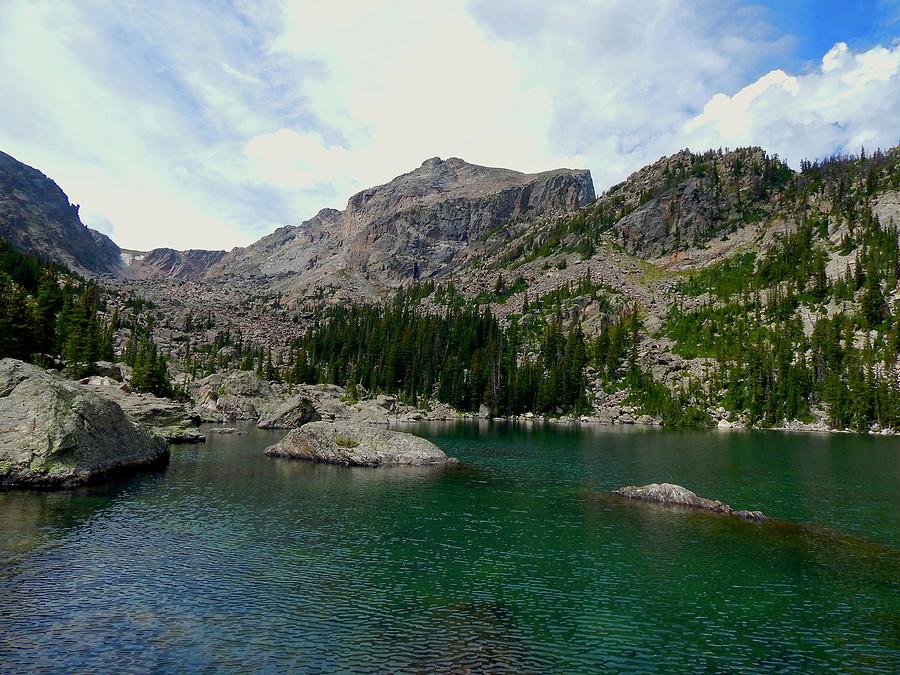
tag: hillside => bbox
[0,151,122,275]
[173,146,899,432]
[2,145,899,432]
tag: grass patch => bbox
[334,435,360,448]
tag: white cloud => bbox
[244,129,351,189]
[0,1,896,252]
[269,0,555,184]
[465,0,791,186]
[683,41,900,162]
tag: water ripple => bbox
[0,424,898,673]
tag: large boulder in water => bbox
[256,394,321,429]
[191,370,273,421]
[0,359,169,488]
[612,483,765,521]
[264,420,457,467]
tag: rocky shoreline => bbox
[183,368,897,436]
[0,359,169,488]
[2,357,890,491]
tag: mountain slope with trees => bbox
[1,145,898,432]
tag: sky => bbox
[0,1,898,251]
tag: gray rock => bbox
[206,427,245,435]
[0,151,123,275]
[192,405,224,423]
[81,381,203,443]
[0,358,168,488]
[192,370,273,421]
[600,148,774,259]
[612,483,766,521]
[351,399,393,424]
[256,395,321,429]
[375,394,397,412]
[264,421,457,467]
[206,157,594,291]
[92,361,125,381]
[125,247,227,281]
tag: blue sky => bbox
[0,0,897,250]
[763,0,897,62]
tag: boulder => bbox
[351,399,391,424]
[612,483,766,521]
[191,370,274,421]
[375,394,397,412]
[91,361,125,381]
[81,380,204,443]
[0,358,169,488]
[206,427,245,435]
[214,394,260,421]
[264,421,457,467]
[256,395,321,429]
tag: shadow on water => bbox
[0,464,169,570]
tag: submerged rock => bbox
[264,421,457,467]
[0,358,169,488]
[612,483,766,521]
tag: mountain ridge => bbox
[0,150,122,275]
[2,144,899,432]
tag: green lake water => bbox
[1,422,898,672]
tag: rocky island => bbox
[264,420,457,467]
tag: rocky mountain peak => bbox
[340,157,594,282]
[0,151,122,274]
[199,156,595,291]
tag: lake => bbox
[1,422,898,673]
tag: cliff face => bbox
[342,157,594,282]
[124,247,228,281]
[588,147,786,259]
[0,151,122,274]
[204,157,594,289]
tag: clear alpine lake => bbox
[1,422,898,673]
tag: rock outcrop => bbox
[341,157,595,283]
[264,421,456,467]
[206,427,245,435]
[256,394,321,429]
[0,359,168,488]
[124,247,228,281]
[0,150,122,275]
[192,370,274,421]
[612,483,766,521]
[80,378,204,443]
[589,147,780,259]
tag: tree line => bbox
[0,239,113,376]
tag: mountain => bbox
[3,143,899,432]
[588,147,790,258]
[197,156,594,291]
[0,151,122,274]
[123,247,227,281]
